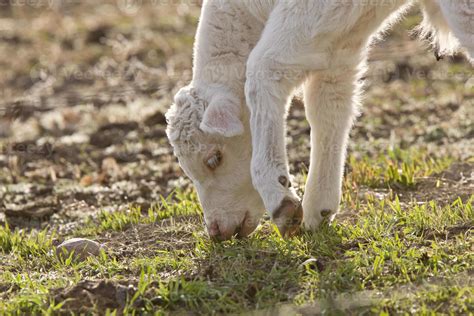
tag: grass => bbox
[346,148,452,188]
[0,150,472,315]
[374,285,473,315]
[77,189,203,236]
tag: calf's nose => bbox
[206,214,257,241]
[207,221,221,239]
[207,220,238,241]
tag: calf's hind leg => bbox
[302,68,361,230]
[437,1,474,60]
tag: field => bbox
[0,1,473,314]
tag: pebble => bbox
[56,238,103,261]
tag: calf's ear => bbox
[200,93,244,138]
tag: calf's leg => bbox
[302,68,362,229]
[244,7,333,235]
[437,0,474,60]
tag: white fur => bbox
[167,0,473,237]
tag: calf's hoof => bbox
[272,198,303,237]
[303,209,336,231]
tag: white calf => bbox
[166,0,473,241]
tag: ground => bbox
[0,1,473,315]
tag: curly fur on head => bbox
[166,84,245,157]
[165,87,207,153]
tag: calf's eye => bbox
[205,151,223,170]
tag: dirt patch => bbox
[0,1,194,234]
[99,219,200,260]
[52,280,136,315]
[397,162,473,204]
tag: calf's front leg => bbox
[244,17,311,236]
[302,71,361,229]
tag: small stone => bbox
[56,238,103,261]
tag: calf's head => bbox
[166,86,265,241]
